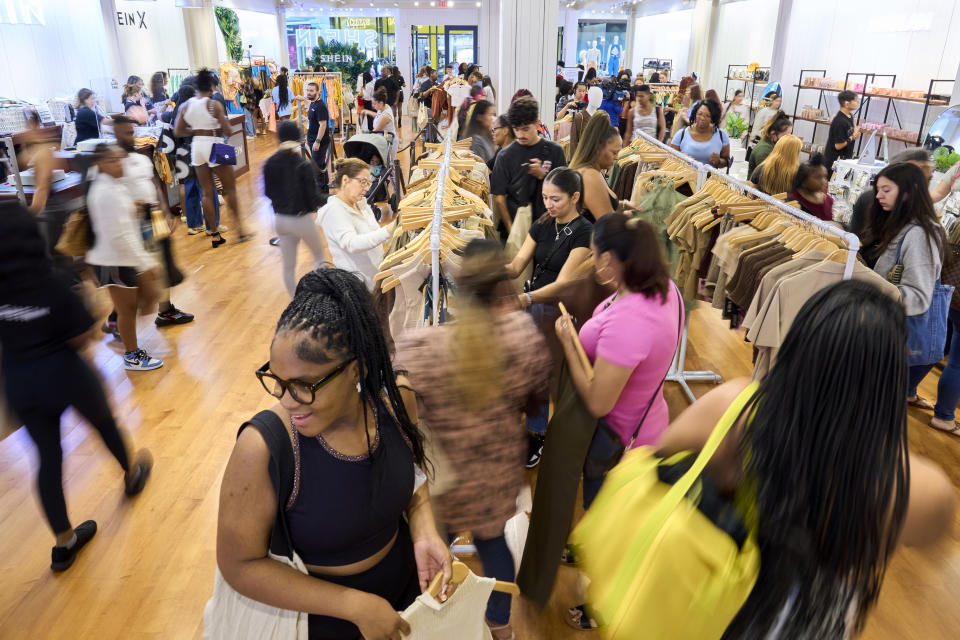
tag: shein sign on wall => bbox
[0,0,45,25]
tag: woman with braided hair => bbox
[215,268,451,640]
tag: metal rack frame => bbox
[722,64,771,127]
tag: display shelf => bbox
[792,70,953,149]
[794,83,948,105]
[723,64,771,129]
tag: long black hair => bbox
[274,268,427,469]
[863,162,945,265]
[0,201,51,295]
[463,99,494,142]
[723,279,910,639]
[275,73,290,109]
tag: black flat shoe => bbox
[211,236,227,248]
[124,450,153,496]
[51,520,97,572]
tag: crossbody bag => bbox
[584,282,684,478]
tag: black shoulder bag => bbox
[583,282,684,479]
[238,410,298,559]
[524,217,587,293]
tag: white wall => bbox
[780,0,960,149]
[705,0,779,94]
[0,0,114,102]
[214,8,282,62]
[630,9,694,77]
[114,0,190,81]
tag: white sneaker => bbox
[123,350,163,371]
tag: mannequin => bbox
[606,36,621,75]
[586,41,601,72]
[586,86,602,116]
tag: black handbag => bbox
[583,283,684,479]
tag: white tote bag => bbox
[202,551,309,640]
[504,204,533,291]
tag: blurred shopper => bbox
[656,279,954,637]
[395,240,550,640]
[0,202,153,571]
[85,144,164,371]
[263,121,326,298]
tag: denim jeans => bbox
[183,177,220,230]
[909,309,960,420]
[243,110,256,136]
[474,535,515,626]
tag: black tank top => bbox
[285,407,415,566]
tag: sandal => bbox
[908,396,934,410]
[124,450,154,496]
[560,546,578,566]
[564,604,599,631]
[929,417,960,437]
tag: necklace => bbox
[555,218,573,241]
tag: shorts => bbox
[191,135,219,167]
[93,265,139,288]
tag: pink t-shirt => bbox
[578,286,683,449]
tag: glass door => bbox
[445,26,477,68]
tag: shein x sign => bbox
[0,0,45,25]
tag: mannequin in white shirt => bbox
[317,158,396,290]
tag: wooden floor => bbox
[1,127,959,639]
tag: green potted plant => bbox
[933,146,960,174]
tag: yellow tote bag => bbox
[570,382,761,640]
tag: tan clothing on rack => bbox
[745,260,900,378]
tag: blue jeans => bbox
[243,110,256,136]
[183,177,220,230]
[446,533,514,626]
[526,304,560,435]
[910,309,960,420]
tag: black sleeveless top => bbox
[285,407,415,566]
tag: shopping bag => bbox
[417,103,429,129]
[570,383,761,640]
[202,552,309,640]
[54,208,91,257]
[505,205,533,290]
[504,485,532,572]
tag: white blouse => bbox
[86,173,158,272]
[316,195,390,290]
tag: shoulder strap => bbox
[531,216,588,286]
[625,281,684,448]
[239,410,297,559]
[893,226,914,265]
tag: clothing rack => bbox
[291,71,348,143]
[428,117,458,325]
[631,129,861,402]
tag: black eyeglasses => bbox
[255,358,356,404]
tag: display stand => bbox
[633,129,861,402]
[723,64,771,125]
[642,58,672,78]
[792,70,953,150]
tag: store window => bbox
[576,20,627,77]
[286,15,396,70]
[410,25,477,79]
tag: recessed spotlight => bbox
[448,0,454,5]
[430,1,435,5]
[475,0,481,5]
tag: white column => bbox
[98,0,125,109]
[395,11,412,79]
[951,60,960,106]
[183,1,218,71]
[478,0,500,109]
[497,0,559,129]
[769,0,794,84]
[276,7,290,70]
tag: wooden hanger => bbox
[426,561,521,601]
[559,302,594,380]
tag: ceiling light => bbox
[414,0,419,4]
[448,0,455,5]
[430,1,435,5]
[475,0,481,5]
